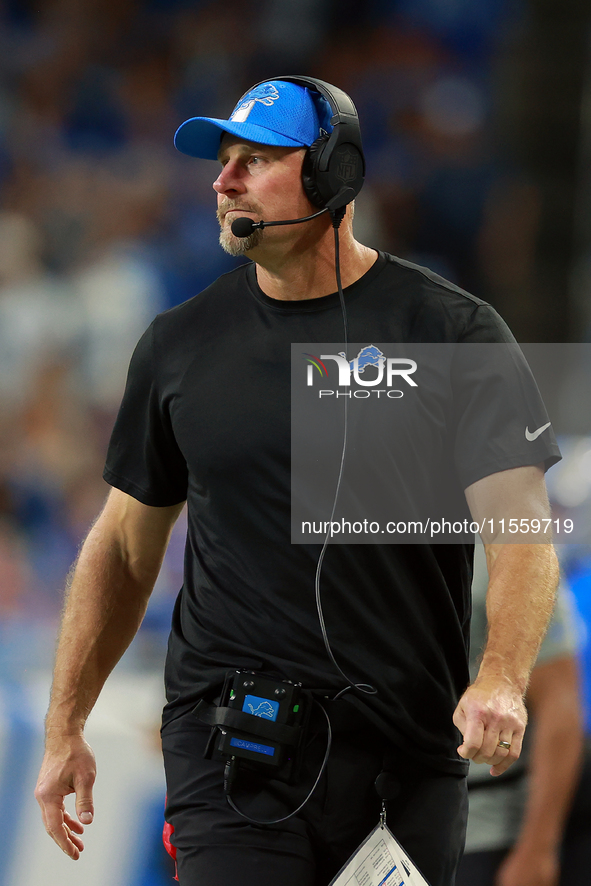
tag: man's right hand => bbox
[34,733,96,859]
[33,490,182,858]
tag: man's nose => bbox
[213,161,245,196]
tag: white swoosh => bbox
[525,421,551,442]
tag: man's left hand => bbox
[453,674,527,775]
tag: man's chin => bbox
[219,225,263,256]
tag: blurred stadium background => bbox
[0,1,590,884]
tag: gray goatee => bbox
[217,205,264,255]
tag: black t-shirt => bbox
[104,252,560,774]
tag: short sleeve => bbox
[452,304,561,489]
[103,321,188,506]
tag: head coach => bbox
[35,76,561,886]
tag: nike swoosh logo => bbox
[525,421,551,442]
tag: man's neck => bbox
[253,225,378,302]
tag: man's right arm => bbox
[34,487,184,859]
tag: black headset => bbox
[244,75,365,213]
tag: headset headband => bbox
[244,75,359,124]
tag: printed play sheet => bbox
[329,823,431,886]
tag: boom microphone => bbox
[231,207,328,238]
[231,216,262,238]
[230,185,357,238]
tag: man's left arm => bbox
[456,464,560,776]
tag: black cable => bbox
[224,211,376,829]
[313,213,377,697]
[224,699,332,826]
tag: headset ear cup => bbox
[302,135,330,208]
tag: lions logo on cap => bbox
[230,83,280,123]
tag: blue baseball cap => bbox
[174,80,333,160]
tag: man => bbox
[456,545,585,886]
[35,77,560,886]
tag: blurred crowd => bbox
[0,0,589,717]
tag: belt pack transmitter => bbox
[193,670,310,782]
